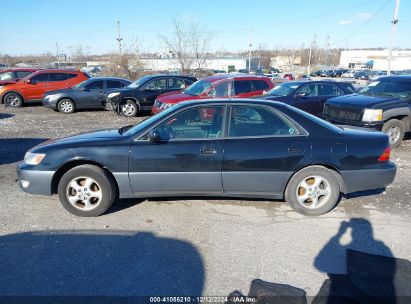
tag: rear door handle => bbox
[200,147,217,155]
[288,147,304,154]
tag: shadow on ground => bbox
[0,230,204,301]
[0,113,14,120]
[0,138,49,165]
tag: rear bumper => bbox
[17,163,54,196]
[341,163,397,194]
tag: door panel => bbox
[222,137,309,195]
[129,105,226,195]
[222,105,310,195]
[129,140,223,194]
[20,73,49,100]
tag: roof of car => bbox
[204,74,270,82]
[177,98,286,109]
[86,77,131,81]
[0,68,39,73]
[142,74,197,79]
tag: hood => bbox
[157,91,198,104]
[326,93,397,109]
[32,129,125,151]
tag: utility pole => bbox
[116,20,123,61]
[56,42,60,68]
[248,29,253,73]
[387,0,400,75]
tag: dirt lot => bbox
[0,104,410,300]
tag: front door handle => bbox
[200,147,217,155]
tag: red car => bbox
[152,74,273,114]
[0,69,89,107]
[0,68,39,85]
[283,74,295,80]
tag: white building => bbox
[339,50,411,70]
[129,57,248,72]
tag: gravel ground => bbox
[0,104,410,301]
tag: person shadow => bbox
[313,218,398,304]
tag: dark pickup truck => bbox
[323,76,411,148]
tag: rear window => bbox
[252,80,270,91]
[234,80,252,94]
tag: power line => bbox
[332,0,392,47]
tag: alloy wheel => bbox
[295,175,331,209]
[60,101,73,113]
[387,126,401,146]
[122,103,135,116]
[5,94,20,107]
[66,176,102,211]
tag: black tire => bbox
[285,166,341,216]
[57,98,76,114]
[382,119,405,149]
[57,165,116,217]
[120,100,138,117]
[4,92,23,108]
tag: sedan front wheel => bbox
[120,100,138,117]
[58,165,116,217]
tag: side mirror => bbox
[148,130,162,142]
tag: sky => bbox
[0,0,410,56]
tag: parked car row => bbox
[1,68,410,148]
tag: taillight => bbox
[378,147,391,162]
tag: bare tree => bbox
[160,17,213,74]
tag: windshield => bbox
[128,76,153,89]
[184,79,213,96]
[122,104,181,136]
[359,80,411,100]
[267,82,300,97]
[0,72,13,81]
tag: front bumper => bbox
[42,97,58,109]
[341,162,397,194]
[323,114,384,131]
[17,163,54,196]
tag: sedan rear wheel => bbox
[285,166,340,216]
[58,165,116,217]
[4,92,23,108]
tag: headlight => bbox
[161,103,174,110]
[24,152,46,165]
[362,109,383,122]
[107,92,120,99]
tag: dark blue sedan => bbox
[42,77,131,113]
[260,81,355,117]
[17,99,396,216]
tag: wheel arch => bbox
[51,159,119,196]
[284,163,346,198]
[1,90,24,104]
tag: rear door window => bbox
[252,80,270,91]
[228,105,298,137]
[106,80,126,89]
[168,78,185,90]
[214,81,230,97]
[143,78,167,90]
[233,80,253,95]
[319,84,343,96]
[49,73,76,82]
